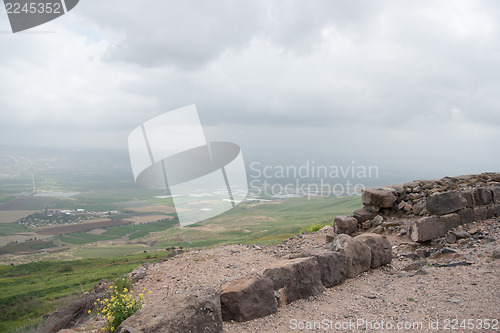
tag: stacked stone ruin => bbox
[118,231,393,332]
[350,172,500,242]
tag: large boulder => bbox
[362,188,397,209]
[409,213,461,242]
[329,234,371,278]
[263,257,324,305]
[220,273,277,322]
[293,250,346,288]
[426,191,467,215]
[355,234,392,268]
[333,216,358,235]
[116,286,222,333]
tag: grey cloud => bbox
[1,0,499,180]
[77,0,264,69]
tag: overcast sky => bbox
[0,0,499,183]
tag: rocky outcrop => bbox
[116,286,222,333]
[220,273,277,322]
[263,257,324,304]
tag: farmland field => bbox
[0,240,58,255]
[0,210,36,223]
[147,195,363,249]
[36,219,130,235]
[0,196,54,210]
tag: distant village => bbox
[17,209,119,228]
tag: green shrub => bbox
[300,223,327,234]
[57,264,74,273]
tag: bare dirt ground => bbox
[77,218,500,333]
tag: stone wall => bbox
[351,172,500,242]
[117,232,392,331]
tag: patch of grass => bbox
[0,251,172,332]
[0,240,57,255]
[73,246,158,259]
[0,195,16,204]
[102,219,177,237]
[57,264,74,273]
[154,196,361,250]
[248,233,297,245]
[0,222,30,237]
[300,222,332,234]
[59,232,120,244]
[128,230,149,240]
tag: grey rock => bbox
[412,200,426,215]
[220,273,277,322]
[403,260,427,271]
[329,234,371,278]
[263,257,324,304]
[353,207,377,224]
[426,191,467,215]
[333,216,358,235]
[296,250,346,288]
[474,207,488,221]
[491,186,500,205]
[355,233,392,268]
[458,208,475,224]
[372,215,384,226]
[362,188,397,208]
[461,190,475,208]
[441,247,458,254]
[129,264,148,282]
[445,233,457,244]
[473,187,493,206]
[416,248,433,258]
[410,214,461,242]
[116,286,222,333]
[451,230,470,239]
[487,206,496,218]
